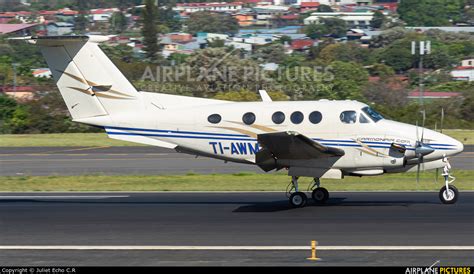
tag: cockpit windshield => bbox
[362,106,384,122]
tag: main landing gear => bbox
[288,177,329,208]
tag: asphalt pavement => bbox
[0,145,472,176]
[0,192,472,266]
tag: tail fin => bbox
[31,35,140,120]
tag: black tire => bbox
[289,192,307,208]
[312,187,329,204]
[439,185,458,204]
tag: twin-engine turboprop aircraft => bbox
[26,35,464,207]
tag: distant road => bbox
[0,145,472,176]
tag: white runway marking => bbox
[0,195,129,199]
[0,246,473,251]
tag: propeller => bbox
[435,108,445,183]
[414,110,435,188]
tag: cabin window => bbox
[242,112,256,125]
[359,113,370,123]
[340,111,357,124]
[207,114,222,124]
[362,106,384,122]
[272,111,285,124]
[290,111,304,124]
[309,111,322,124]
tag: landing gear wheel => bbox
[289,192,307,208]
[439,185,458,204]
[312,187,329,204]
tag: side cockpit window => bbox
[340,111,357,124]
[362,106,383,122]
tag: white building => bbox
[226,41,253,51]
[461,58,474,67]
[451,58,474,81]
[173,2,243,13]
[304,12,374,28]
[317,0,372,5]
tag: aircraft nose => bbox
[445,136,464,156]
[454,139,464,154]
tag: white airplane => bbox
[27,35,464,207]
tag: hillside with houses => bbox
[0,0,473,133]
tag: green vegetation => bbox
[141,0,160,63]
[187,11,239,36]
[443,129,474,145]
[304,18,347,39]
[0,170,472,192]
[398,0,467,26]
[0,133,140,147]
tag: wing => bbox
[256,131,344,172]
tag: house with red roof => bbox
[0,86,36,101]
[408,90,462,100]
[290,38,314,51]
[0,23,38,35]
[300,2,320,12]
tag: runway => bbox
[0,192,472,266]
[1,145,472,176]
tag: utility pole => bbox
[411,41,431,106]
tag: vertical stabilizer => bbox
[32,35,141,120]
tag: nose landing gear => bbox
[439,156,458,204]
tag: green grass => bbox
[443,129,474,145]
[0,133,142,147]
[0,171,472,192]
[1,130,473,147]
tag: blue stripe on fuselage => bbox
[106,129,457,151]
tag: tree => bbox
[277,35,292,45]
[304,22,327,39]
[321,18,347,38]
[369,27,409,48]
[317,4,333,12]
[157,4,182,32]
[304,18,347,39]
[184,48,269,97]
[375,39,415,72]
[187,11,239,35]
[110,11,128,34]
[208,38,226,48]
[328,61,369,100]
[318,43,371,64]
[398,0,465,26]
[363,80,409,107]
[368,63,395,79]
[370,10,385,29]
[141,0,160,62]
[74,0,89,34]
[214,90,259,101]
[253,44,286,63]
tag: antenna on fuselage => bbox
[259,90,272,102]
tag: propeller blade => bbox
[416,120,419,143]
[421,110,426,143]
[435,168,439,183]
